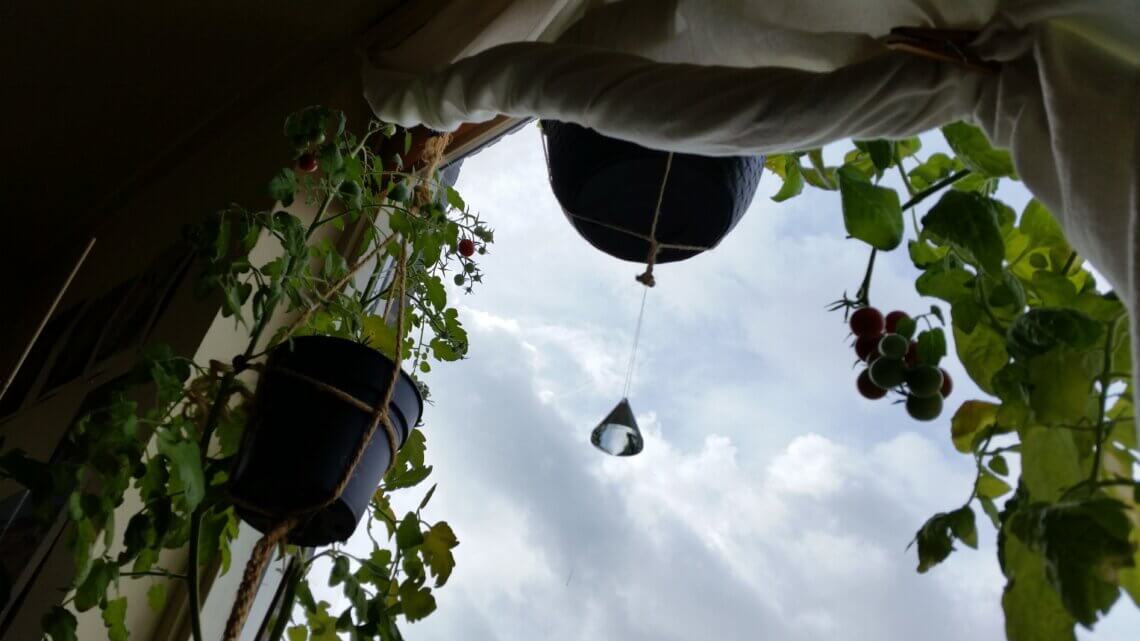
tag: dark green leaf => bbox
[396,512,424,549]
[855,139,894,174]
[1006,309,1103,361]
[330,555,350,587]
[268,169,297,207]
[990,455,1010,476]
[916,328,947,366]
[838,165,904,250]
[922,191,1006,274]
[916,264,974,304]
[948,506,978,549]
[42,606,78,641]
[75,559,116,612]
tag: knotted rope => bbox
[221,132,450,641]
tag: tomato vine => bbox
[767,124,1139,639]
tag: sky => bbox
[348,124,1140,641]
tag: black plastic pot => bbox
[229,335,423,546]
[542,120,765,263]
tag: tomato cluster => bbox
[851,307,952,421]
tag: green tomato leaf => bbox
[157,432,205,512]
[42,606,78,641]
[102,597,129,641]
[268,169,298,207]
[420,522,459,587]
[953,321,1009,394]
[948,506,978,549]
[989,454,1010,476]
[396,512,424,550]
[1002,534,1077,641]
[950,400,1000,453]
[771,155,804,202]
[1006,309,1103,361]
[75,559,117,612]
[838,165,904,250]
[398,583,437,622]
[916,328,947,366]
[942,122,1016,178]
[287,626,308,641]
[922,190,1006,274]
[1019,427,1085,502]
[977,471,1012,499]
[854,139,894,174]
[147,582,167,612]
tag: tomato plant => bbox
[0,107,491,641]
[769,124,1138,639]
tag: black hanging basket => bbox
[229,335,423,546]
[541,120,765,263]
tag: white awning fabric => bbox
[362,0,1140,438]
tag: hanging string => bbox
[622,286,649,399]
[635,151,674,288]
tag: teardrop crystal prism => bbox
[590,398,643,456]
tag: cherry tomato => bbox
[850,307,884,337]
[458,238,476,257]
[940,369,953,398]
[906,393,943,421]
[858,369,888,399]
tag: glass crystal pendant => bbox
[590,398,643,456]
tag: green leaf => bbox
[908,240,948,268]
[1019,427,1085,502]
[42,606,78,641]
[977,471,1012,499]
[915,263,974,304]
[268,169,298,207]
[916,328,947,366]
[854,139,894,174]
[953,321,1009,394]
[1006,309,1103,361]
[420,522,459,586]
[445,186,466,211]
[950,400,1000,453]
[330,555,350,587]
[147,582,167,612]
[838,165,904,250]
[908,152,962,191]
[75,559,116,612]
[1011,499,1134,627]
[989,454,1010,476]
[922,191,1006,274]
[103,597,129,641]
[287,626,308,641]
[157,432,205,512]
[1027,349,1099,425]
[418,484,438,511]
[948,506,978,549]
[942,122,1016,178]
[399,583,437,622]
[771,156,804,202]
[424,276,447,310]
[396,512,424,549]
[362,315,398,360]
[1002,534,1077,641]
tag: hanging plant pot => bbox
[229,335,423,546]
[541,120,765,263]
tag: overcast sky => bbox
[363,124,1139,641]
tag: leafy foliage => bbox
[0,107,487,640]
[766,123,1138,638]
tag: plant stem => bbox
[265,558,303,641]
[895,151,916,197]
[855,249,878,305]
[902,169,971,211]
[1089,318,1119,483]
[1060,251,1078,276]
[120,570,189,580]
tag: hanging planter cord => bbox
[221,134,451,641]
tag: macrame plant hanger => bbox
[221,134,451,641]
[588,151,675,457]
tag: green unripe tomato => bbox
[869,357,905,389]
[389,182,412,203]
[906,393,943,421]
[878,333,909,360]
[905,365,944,398]
[454,274,466,286]
[464,262,476,273]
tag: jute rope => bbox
[221,132,450,641]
